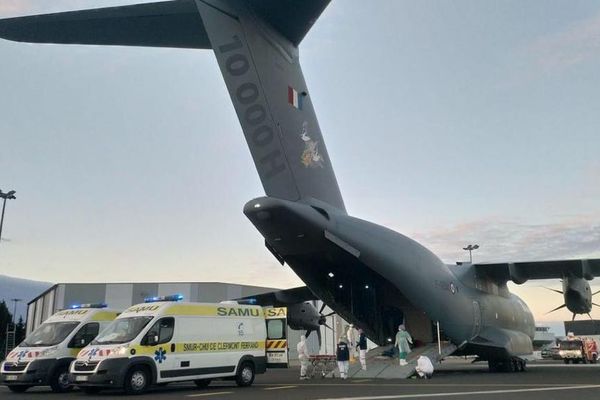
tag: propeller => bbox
[544,286,600,320]
[304,303,336,347]
[545,303,567,315]
[318,302,335,330]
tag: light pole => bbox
[11,298,22,324]
[0,189,17,244]
[463,244,479,263]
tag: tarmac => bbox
[2,360,600,400]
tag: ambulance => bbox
[69,295,288,395]
[0,304,120,393]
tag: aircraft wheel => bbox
[519,360,526,372]
[487,360,498,372]
[510,359,518,372]
[564,359,570,364]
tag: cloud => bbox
[0,0,33,16]
[527,11,600,72]
[409,215,600,264]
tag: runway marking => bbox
[186,391,234,397]
[255,383,595,387]
[263,385,298,390]
[315,384,600,399]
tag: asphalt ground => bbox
[2,360,600,400]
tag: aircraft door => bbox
[264,307,289,368]
[471,301,481,338]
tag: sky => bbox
[1,0,600,328]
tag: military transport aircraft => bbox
[1,0,599,372]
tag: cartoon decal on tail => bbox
[300,121,324,168]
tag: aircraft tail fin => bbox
[0,0,346,211]
[196,0,345,210]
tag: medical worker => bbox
[297,335,310,380]
[415,355,434,379]
[356,329,368,370]
[394,325,413,366]
[336,336,350,379]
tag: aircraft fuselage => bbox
[244,196,535,359]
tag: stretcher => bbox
[308,355,338,378]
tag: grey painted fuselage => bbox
[244,196,535,359]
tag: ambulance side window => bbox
[267,320,285,340]
[144,317,174,345]
[69,323,100,348]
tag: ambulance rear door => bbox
[264,307,288,368]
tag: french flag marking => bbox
[288,86,303,110]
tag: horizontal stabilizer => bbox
[0,0,330,49]
[0,0,344,210]
[0,0,210,49]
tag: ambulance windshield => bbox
[92,316,153,345]
[22,321,80,347]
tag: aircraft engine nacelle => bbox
[563,276,592,314]
[286,302,321,331]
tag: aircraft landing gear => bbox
[488,358,526,372]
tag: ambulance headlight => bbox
[39,346,59,357]
[113,345,130,356]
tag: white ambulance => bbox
[69,295,288,395]
[0,304,120,393]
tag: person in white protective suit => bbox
[346,324,356,361]
[297,334,310,380]
[415,355,434,379]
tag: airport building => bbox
[26,281,344,360]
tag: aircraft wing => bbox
[0,0,329,49]
[474,258,600,284]
[236,286,317,306]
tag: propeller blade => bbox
[319,302,327,315]
[588,313,593,320]
[543,287,563,294]
[305,328,314,340]
[323,311,336,317]
[572,313,577,321]
[593,303,600,307]
[545,304,567,314]
[324,323,334,331]
[317,328,322,348]
[592,289,600,297]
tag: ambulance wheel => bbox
[82,387,102,394]
[194,379,211,388]
[235,362,255,387]
[519,360,526,372]
[7,385,30,393]
[50,366,73,393]
[124,365,150,395]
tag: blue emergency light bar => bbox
[70,303,107,309]
[144,294,184,303]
